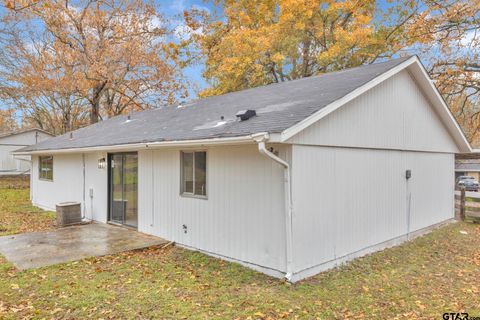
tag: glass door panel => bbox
[109,153,138,228]
[110,154,125,224]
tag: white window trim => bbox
[180,150,207,199]
[38,155,54,182]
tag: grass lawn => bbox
[1,178,480,319]
[0,176,55,236]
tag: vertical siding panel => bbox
[31,156,38,204]
[84,152,108,223]
[138,150,153,232]
[292,145,412,272]
[287,68,458,278]
[137,145,287,272]
[291,144,454,275]
[32,154,84,212]
[407,152,454,231]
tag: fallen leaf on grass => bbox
[415,300,426,310]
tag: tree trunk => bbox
[90,82,106,124]
[301,39,311,77]
[63,108,71,133]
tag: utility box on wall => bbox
[56,202,82,226]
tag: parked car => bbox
[456,176,480,192]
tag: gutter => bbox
[13,134,282,156]
[253,133,294,281]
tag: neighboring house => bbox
[0,129,53,175]
[15,56,471,282]
[455,151,480,180]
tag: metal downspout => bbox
[82,153,86,220]
[254,134,294,281]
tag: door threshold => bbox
[107,221,138,231]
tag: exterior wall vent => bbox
[236,109,256,121]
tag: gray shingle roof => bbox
[21,56,412,152]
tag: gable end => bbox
[284,57,470,153]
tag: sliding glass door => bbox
[109,153,138,228]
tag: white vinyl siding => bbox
[290,145,454,278]
[138,145,287,275]
[31,154,84,212]
[288,70,459,153]
[287,69,458,280]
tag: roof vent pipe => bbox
[236,110,256,121]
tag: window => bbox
[39,156,53,181]
[181,151,207,197]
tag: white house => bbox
[0,129,53,175]
[15,56,471,282]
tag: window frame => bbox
[38,155,54,181]
[180,150,207,199]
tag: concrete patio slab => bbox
[0,223,167,270]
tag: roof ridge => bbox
[178,55,414,106]
[0,128,53,139]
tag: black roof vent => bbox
[236,109,256,121]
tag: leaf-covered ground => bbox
[1,178,479,319]
[0,177,55,236]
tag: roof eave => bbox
[13,132,281,155]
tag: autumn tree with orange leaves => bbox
[410,0,480,144]
[0,108,18,134]
[185,0,419,97]
[0,0,186,134]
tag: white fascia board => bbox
[12,133,275,155]
[280,56,472,153]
